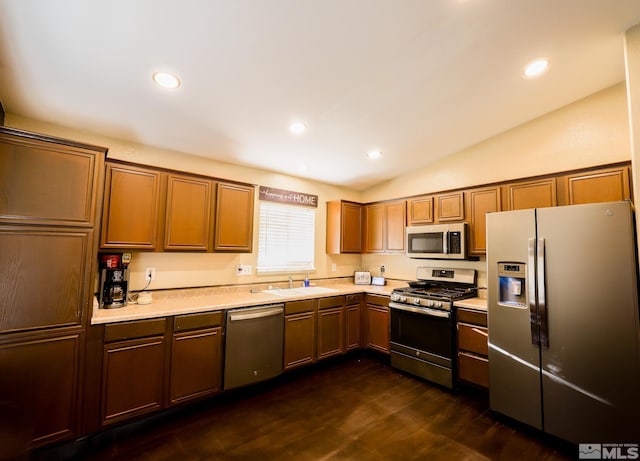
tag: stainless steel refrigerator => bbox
[486,201,640,444]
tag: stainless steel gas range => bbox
[389,267,477,389]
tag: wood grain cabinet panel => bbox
[505,178,557,210]
[0,333,81,447]
[317,297,345,360]
[385,200,406,253]
[562,166,631,205]
[326,200,362,254]
[214,182,254,252]
[0,227,91,332]
[366,295,390,354]
[0,129,104,227]
[456,308,489,389]
[169,327,222,405]
[345,294,363,351]
[284,311,316,370]
[164,174,213,250]
[466,187,501,256]
[101,163,163,249]
[407,195,434,225]
[436,192,464,222]
[102,336,166,426]
[364,203,385,253]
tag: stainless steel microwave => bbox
[406,223,468,259]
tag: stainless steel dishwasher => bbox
[224,304,284,390]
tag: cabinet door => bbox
[214,182,254,252]
[563,166,631,205]
[505,178,557,210]
[169,327,222,405]
[466,186,501,256]
[341,201,363,253]
[407,196,434,225]
[101,163,163,249]
[0,227,91,332]
[385,200,406,253]
[436,192,464,222]
[364,204,385,253]
[102,336,165,426]
[345,304,361,351]
[0,129,104,227]
[317,307,344,360]
[284,312,315,370]
[366,305,390,354]
[0,332,81,447]
[164,174,212,250]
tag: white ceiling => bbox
[1,1,639,190]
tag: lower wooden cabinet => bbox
[317,296,345,360]
[456,308,489,389]
[365,294,390,354]
[283,300,316,370]
[345,294,363,351]
[0,331,81,448]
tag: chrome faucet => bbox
[288,276,293,289]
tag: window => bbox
[257,201,315,273]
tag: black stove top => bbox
[393,285,477,301]
[392,266,478,303]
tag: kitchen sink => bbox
[262,286,337,297]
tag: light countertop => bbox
[454,297,487,312]
[92,280,402,325]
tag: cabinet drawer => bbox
[318,295,344,310]
[366,294,389,307]
[346,293,363,305]
[458,323,488,356]
[174,312,222,332]
[104,318,166,342]
[458,351,489,388]
[285,299,316,315]
[457,308,487,327]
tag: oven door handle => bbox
[389,302,451,319]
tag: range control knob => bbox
[391,294,400,302]
[427,300,434,307]
[434,302,443,309]
[413,298,421,306]
[400,296,407,303]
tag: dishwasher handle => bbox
[228,305,284,322]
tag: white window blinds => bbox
[257,201,315,273]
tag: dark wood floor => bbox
[35,355,575,461]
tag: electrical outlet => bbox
[145,267,156,282]
[236,264,252,276]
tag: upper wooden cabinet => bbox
[407,195,434,226]
[364,200,406,253]
[0,128,104,227]
[164,174,213,251]
[214,182,254,252]
[560,166,631,205]
[465,187,501,256]
[326,200,362,254]
[101,163,163,250]
[504,178,557,210]
[436,192,464,222]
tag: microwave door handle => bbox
[443,231,449,254]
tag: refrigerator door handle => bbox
[537,237,549,348]
[528,238,540,346]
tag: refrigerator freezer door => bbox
[487,208,543,430]
[537,201,640,443]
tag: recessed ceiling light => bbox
[289,122,307,135]
[152,72,181,89]
[523,58,549,79]
[367,150,382,160]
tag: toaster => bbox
[354,271,371,285]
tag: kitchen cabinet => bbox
[101,162,163,250]
[101,319,166,426]
[317,296,345,360]
[456,308,489,389]
[164,174,213,251]
[365,294,390,354]
[326,200,363,254]
[169,312,223,405]
[560,165,631,205]
[504,178,557,210]
[364,200,406,253]
[345,294,363,351]
[436,191,464,222]
[213,182,254,252]
[465,186,501,256]
[283,299,316,370]
[407,195,434,225]
[0,331,81,447]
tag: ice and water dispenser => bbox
[497,262,527,308]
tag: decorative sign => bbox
[259,186,318,208]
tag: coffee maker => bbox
[99,253,131,308]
